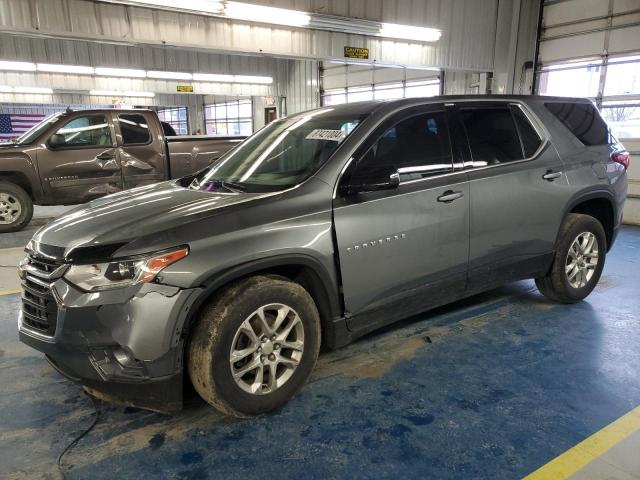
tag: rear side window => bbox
[459,106,523,166]
[118,114,151,145]
[545,102,610,145]
[511,106,543,157]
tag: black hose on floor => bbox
[57,392,100,479]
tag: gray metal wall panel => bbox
[0,0,498,71]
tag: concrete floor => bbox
[0,221,639,479]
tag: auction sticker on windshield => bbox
[306,129,346,142]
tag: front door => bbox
[38,113,122,203]
[114,113,167,190]
[451,101,569,289]
[333,105,470,334]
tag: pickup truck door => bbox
[114,112,167,189]
[333,104,470,334]
[38,113,123,203]
[449,102,568,290]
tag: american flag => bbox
[0,113,48,141]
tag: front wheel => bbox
[0,181,33,233]
[187,276,321,417]
[536,213,606,303]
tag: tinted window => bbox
[119,114,151,144]
[161,121,177,136]
[545,102,610,145]
[349,111,452,185]
[511,106,543,157]
[53,115,111,148]
[460,106,523,166]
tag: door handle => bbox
[542,170,563,181]
[96,152,115,161]
[437,190,464,203]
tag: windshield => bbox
[195,108,365,193]
[14,113,63,145]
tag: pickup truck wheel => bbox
[535,213,606,303]
[187,276,321,417]
[0,181,33,233]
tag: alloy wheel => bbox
[0,192,22,225]
[229,303,305,395]
[565,231,599,289]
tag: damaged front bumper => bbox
[18,268,203,413]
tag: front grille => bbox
[21,254,64,336]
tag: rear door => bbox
[114,113,167,189]
[333,104,470,332]
[451,101,568,289]
[38,113,122,203]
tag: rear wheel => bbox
[535,213,606,303]
[0,181,33,233]
[187,276,321,417]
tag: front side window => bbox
[348,110,452,186]
[460,106,523,166]
[52,115,112,148]
[118,114,151,145]
[196,108,366,193]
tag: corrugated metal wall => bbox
[0,0,499,71]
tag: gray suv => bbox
[18,96,629,417]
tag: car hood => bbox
[30,181,272,257]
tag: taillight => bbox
[611,151,629,170]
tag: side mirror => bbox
[342,171,400,195]
[48,133,65,148]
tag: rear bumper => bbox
[18,279,203,413]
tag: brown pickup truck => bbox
[0,108,244,232]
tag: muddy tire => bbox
[0,181,33,233]
[187,276,321,417]
[535,213,606,303]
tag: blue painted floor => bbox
[1,226,639,479]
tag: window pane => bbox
[374,83,403,100]
[215,104,227,118]
[538,61,602,97]
[239,101,252,118]
[350,111,452,185]
[55,115,111,147]
[545,102,610,145]
[239,121,253,136]
[405,80,440,98]
[118,114,150,145]
[600,102,640,139]
[604,56,640,96]
[460,107,523,166]
[511,106,542,157]
[348,86,373,102]
[227,102,239,118]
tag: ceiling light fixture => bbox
[193,73,235,82]
[95,67,146,78]
[99,1,442,43]
[37,63,96,75]
[106,0,223,15]
[0,60,37,72]
[146,70,193,80]
[0,85,14,92]
[224,1,310,27]
[233,75,272,84]
[90,90,155,97]
[13,87,54,94]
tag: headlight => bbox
[64,247,189,292]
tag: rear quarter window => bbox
[545,102,611,145]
